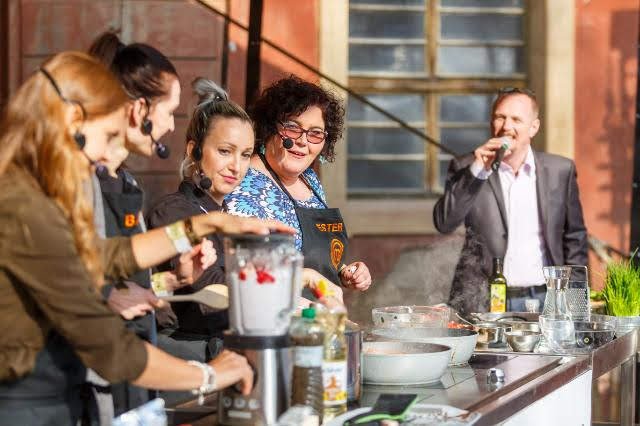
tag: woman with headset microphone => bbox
[147,78,346,343]
[87,32,221,416]
[0,51,295,425]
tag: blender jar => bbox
[224,234,303,336]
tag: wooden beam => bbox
[245,0,263,108]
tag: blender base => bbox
[218,333,292,426]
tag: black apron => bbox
[0,332,98,425]
[260,155,349,286]
[99,171,157,415]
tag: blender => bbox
[218,234,303,426]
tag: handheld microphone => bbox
[282,137,294,149]
[491,137,511,172]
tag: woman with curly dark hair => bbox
[226,76,372,291]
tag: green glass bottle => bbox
[489,257,507,313]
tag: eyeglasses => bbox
[277,121,328,144]
[498,87,536,98]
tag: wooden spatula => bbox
[159,284,229,310]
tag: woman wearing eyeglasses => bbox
[226,76,372,292]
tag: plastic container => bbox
[290,308,324,422]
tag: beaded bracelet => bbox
[187,360,217,405]
[165,221,192,254]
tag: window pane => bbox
[347,128,426,155]
[349,10,424,38]
[351,0,424,5]
[438,46,523,75]
[439,159,451,188]
[350,44,425,73]
[440,127,489,155]
[440,95,493,123]
[441,0,524,7]
[441,14,522,41]
[348,94,425,122]
[348,160,425,190]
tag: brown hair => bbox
[181,77,252,179]
[250,75,344,162]
[0,51,130,284]
[88,31,178,102]
[492,87,539,117]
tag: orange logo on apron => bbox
[124,214,137,228]
[330,238,344,270]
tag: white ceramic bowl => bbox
[362,341,451,385]
[371,327,478,365]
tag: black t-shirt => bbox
[146,180,228,338]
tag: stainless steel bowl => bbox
[506,330,541,352]
[503,321,541,333]
[474,322,510,347]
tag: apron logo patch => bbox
[330,238,344,270]
[316,222,344,233]
[123,214,137,228]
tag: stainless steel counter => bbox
[167,330,638,425]
[360,329,637,425]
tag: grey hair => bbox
[180,77,252,179]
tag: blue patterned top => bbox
[225,168,327,250]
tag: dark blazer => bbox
[433,150,588,314]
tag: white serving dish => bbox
[362,341,451,385]
[371,327,478,366]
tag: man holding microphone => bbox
[433,88,588,314]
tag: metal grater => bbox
[543,265,590,321]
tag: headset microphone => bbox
[152,136,171,159]
[141,116,171,159]
[81,151,109,179]
[282,137,294,149]
[192,143,212,190]
[198,172,212,190]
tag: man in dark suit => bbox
[433,88,588,314]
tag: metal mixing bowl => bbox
[506,330,541,352]
[502,321,541,333]
[474,322,510,347]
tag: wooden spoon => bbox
[159,284,229,310]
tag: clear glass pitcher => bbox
[225,234,303,336]
[541,266,573,319]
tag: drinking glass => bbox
[539,314,575,353]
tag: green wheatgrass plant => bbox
[603,256,640,317]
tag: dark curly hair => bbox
[249,75,344,162]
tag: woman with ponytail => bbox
[147,78,344,341]
[0,51,293,425]
[147,77,254,340]
[87,32,205,416]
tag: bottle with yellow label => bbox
[314,302,348,422]
[489,257,507,313]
